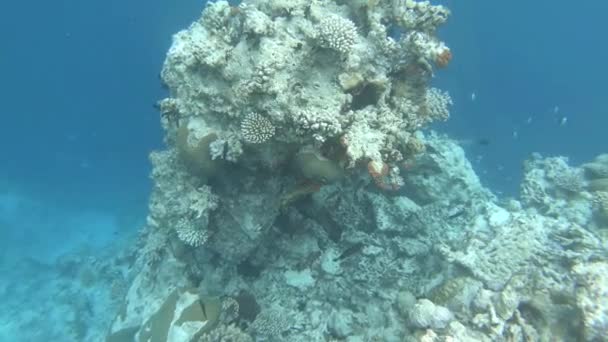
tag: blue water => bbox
[0,0,606,339]
[438,0,608,195]
[1,0,205,262]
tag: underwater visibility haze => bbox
[1,0,607,341]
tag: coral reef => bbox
[149,0,455,266]
[520,154,593,225]
[159,0,452,174]
[107,134,608,342]
[100,1,608,341]
[8,0,608,340]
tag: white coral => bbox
[241,112,275,143]
[343,116,385,166]
[440,209,550,291]
[316,15,358,54]
[175,217,209,247]
[425,87,452,121]
[403,31,450,69]
[408,299,454,329]
[395,0,450,32]
[294,108,343,142]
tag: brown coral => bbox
[435,48,452,68]
[368,160,403,192]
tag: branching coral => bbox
[424,87,453,121]
[240,112,275,144]
[175,217,209,247]
[293,108,344,143]
[403,31,452,71]
[394,0,451,33]
[316,14,359,55]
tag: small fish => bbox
[447,209,465,220]
[456,138,490,147]
[526,117,533,124]
[201,301,208,319]
[553,105,560,114]
[470,92,476,102]
[512,130,519,139]
[559,116,568,126]
[476,138,491,146]
[334,242,365,261]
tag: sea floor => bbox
[0,187,142,341]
